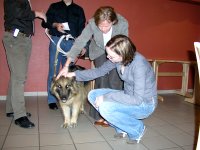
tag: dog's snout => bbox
[61,96,67,100]
[60,94,69,103]
[61,99,67,103]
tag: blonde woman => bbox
[58,6,128,126]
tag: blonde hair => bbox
[106,35,136,66]
[93,6,118,26]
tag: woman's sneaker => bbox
[114,132,127,139]
[127,126,146,144]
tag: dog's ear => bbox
[52,77,56,84]
[70,77,79,94]
[50,77,57,95]
[71,76,76,82]
[50,77,57,91]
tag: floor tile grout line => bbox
[146,126,183,149]
[154,114,197,137]
[148,103,197,148]
[148,116,197,148]
[1,94,197,149]
[36,94,41,150]
[66,128,78,150]
[1,117,13,150]
[84,113,115,150]
[67,112,108,149]
[85,110,183,149]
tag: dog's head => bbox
[51,76,79,103]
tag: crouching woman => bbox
[57,34,157,144]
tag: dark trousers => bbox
[89,54,123,120]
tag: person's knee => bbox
[13,74,27,83]
[87,90,96,104]
[88,90,96,105]
[99,102,113,117]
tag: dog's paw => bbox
[80,110,85,114]
[70,122,77,128]
[70,119,77,128]
[61,123,71,128]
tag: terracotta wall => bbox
[0,0,200,95]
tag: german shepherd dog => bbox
[51,65,89,128]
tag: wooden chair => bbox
[194,42,200,150]
[194,42,200,80]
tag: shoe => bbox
[94,120,103,126]
[126,138,137,144]
[15,116,35,128]
[114,132,127,139]
[136,126,146,143]
[101,122,110,127]
[48,103,58,110]
[6,112,31,118]
[94,120,109,127]
[127,126,146,144]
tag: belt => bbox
[52,35,74,41]
[64,38,74,41]
[5,30,32,38]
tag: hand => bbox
[94,96,104,108]
[35,11,46,22]
[66,72,76,78]
[56,66,69,80]
[53,23,65,33]
[80,48,86,56]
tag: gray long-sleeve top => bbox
[67,14,128,61]
[75,52,157,105]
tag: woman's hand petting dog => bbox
[56,66,69,80]
[66,72,76,78]
[95,96,104,108]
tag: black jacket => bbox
[4,0,35,35]
[41,1,86,38]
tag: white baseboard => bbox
[0,92,47,100]
[0,89,193,100]
[0,96,6,100]
[157,89,193,94]
[24,92,47,96]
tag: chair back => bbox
[194,42,200,84]
[194,42,200,150]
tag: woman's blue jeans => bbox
[47,36,73,104]
[88,89,157,140]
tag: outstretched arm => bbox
[56,57,72,79]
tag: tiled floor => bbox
[0,94,199,150]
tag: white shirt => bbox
[103,27,112,47]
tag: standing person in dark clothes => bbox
[41,0,86,110]
[3,0,46,128]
